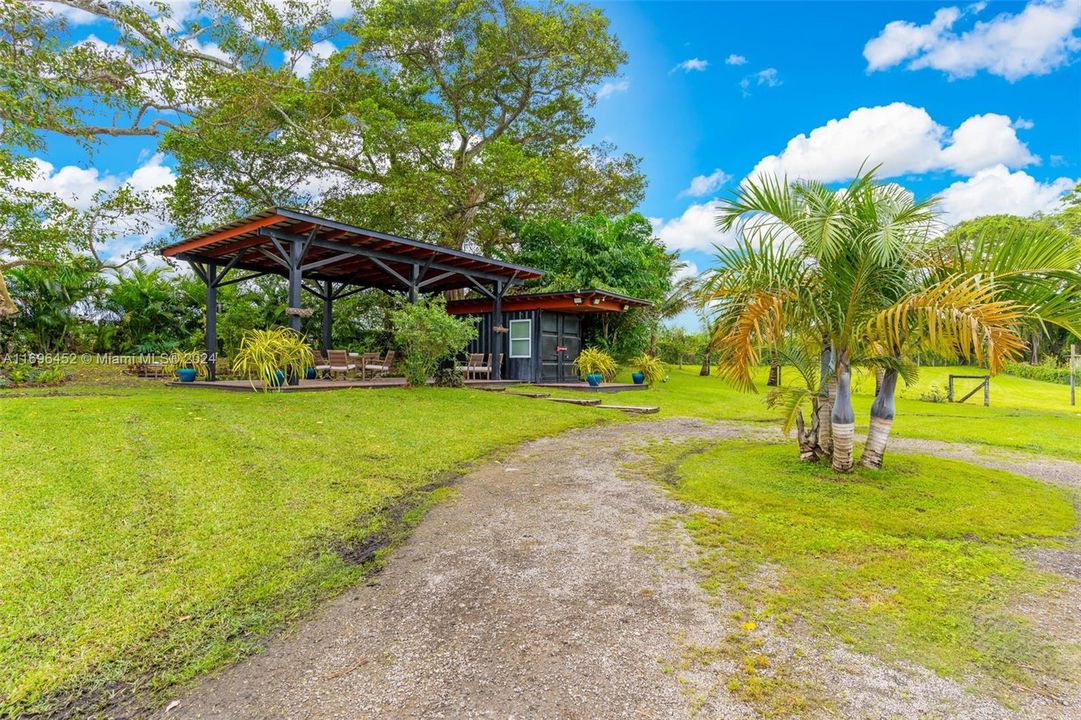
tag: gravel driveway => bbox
[164,418,1080,720]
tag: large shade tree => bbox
[703,169,1081,472]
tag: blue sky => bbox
[587,0,1081,303]
[24,1,1081,328]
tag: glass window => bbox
[509,319,531,358]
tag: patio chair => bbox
[363,350,395,379]
[456,353,484,379]
[357,352,379,380]
[469,353,503,380]
[317,349,356,379]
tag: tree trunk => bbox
[860,367,898,469]
[699,350,711,376]
[874,367,883,397]
[0,271,18,317]
[815,342,833,458]
[795,407,819,462]
[831,351,855,473]
[767,354,780,386]
[1030,332,1040,364]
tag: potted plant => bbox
[573,348,617,387]
[631,354,665,386]
[166,349,207,383]
[231,328,315,392]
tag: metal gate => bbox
[540,312,581,382]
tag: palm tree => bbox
[702,168,1061,472]
[858,222,1081,468]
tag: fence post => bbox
[983,377,989,407]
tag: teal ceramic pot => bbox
[305,367,317,380]
[177,368,197,383]
[632,372,645,385]
[586,373,603,387]
[269,370,285,387]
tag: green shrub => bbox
[433,367,465,388]
[34,366,68,386]
[632,353,666,386]
[920,383,949,403]
[231,328,315,391]
[572,347,618,380]
[390,297,477,387]
[1003,359,1074,385]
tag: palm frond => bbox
[868,276,1026,373]
[712,289,789,392]
[766,385,815,434]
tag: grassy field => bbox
[640,439,1078,712]
[0,381,606,716]
[597,364,1081,461]
[2,360,1079,715]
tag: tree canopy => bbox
[3,0,644,256]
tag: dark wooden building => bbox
[446,290,651,383]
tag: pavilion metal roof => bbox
[160,208,544,294]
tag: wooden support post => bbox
[204,261,218,381]
[287,241,302,333]
[1071,344,1077,407]
[408,264,419,303]
[983,376,989,407]
[322,279,333,353]
[492,281,504,381]
[947,375,954,402]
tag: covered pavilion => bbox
[160,208,544,380]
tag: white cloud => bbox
[724,54,748,66]
[653,201,736,252]
[938,165,1077,223]
[681,169,732,197]
[674,259,700,283]
[749,103,1038,183]
[864,0,1081,81]
[672,58,709,73]
[293,40,336,79]
[597,79,629,99]
[14,155,178,261]
[939,113,1039,175]
[740,68,781,95]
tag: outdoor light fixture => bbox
[623,304,629,311]
[591,298,602,305]
[573,297,583,305]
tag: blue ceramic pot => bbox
[305,367,317,380]
[632,372,645,385]
[586,373,603,387]
[269,369,285,387]
[176,368,197,383]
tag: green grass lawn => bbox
[3,359,1079,715]
[640,439,1078,711]
[596,364,1081,461]
[0,383,607,716]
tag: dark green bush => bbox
[1003,360,1074,386]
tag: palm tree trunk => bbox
[767,353,780,386]
[699,350,711,376]
[815,341,833,458]
[795,408,819,462]
[831,351,855,473]
[861,367,897,469]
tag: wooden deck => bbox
[535,382,647,393]
[169,378,521,393]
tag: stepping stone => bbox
[545,397,602,406]
[597,404,660,414]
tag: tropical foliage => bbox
[572,347,618,380]
[510,213,680,359]
[231,328,315,391]
[390,296,477,387]
[631,353,666,386]
[703,168,1081,472]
